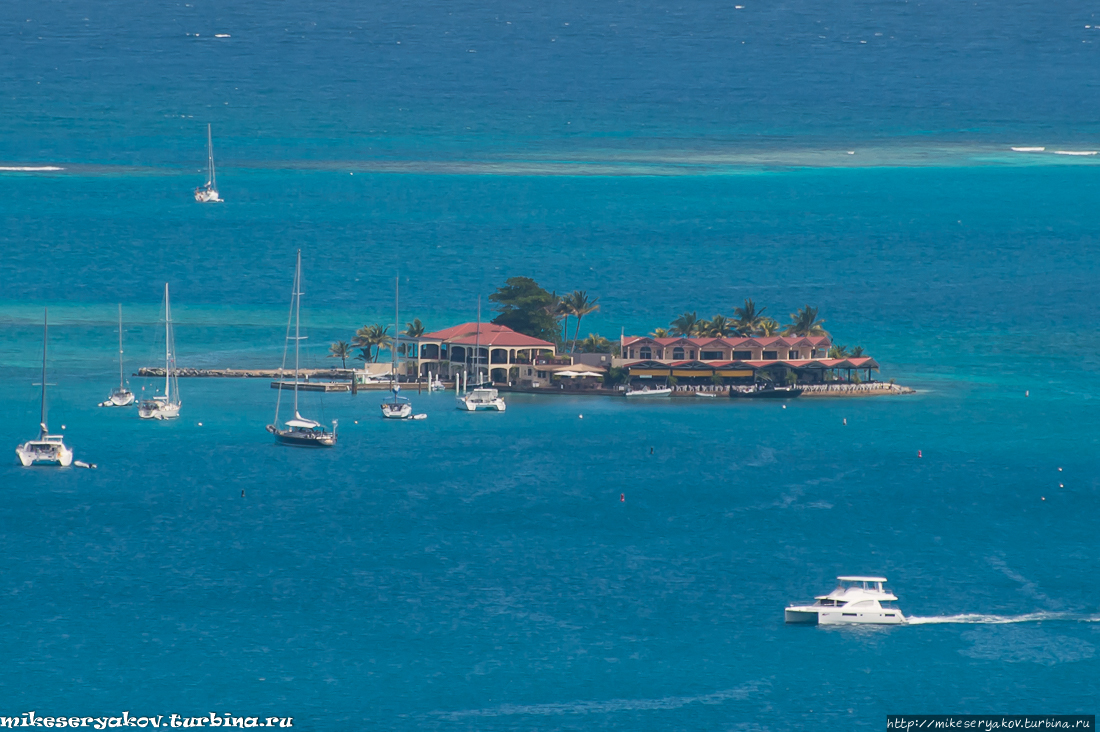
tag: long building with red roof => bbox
[614,334,879,386]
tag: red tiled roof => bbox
[422,322,555,348]
[624,335,831,347]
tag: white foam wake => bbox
[0,166,64,171]
[908,612,1093,625]
[1053,150,1098,156]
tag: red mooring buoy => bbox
[620,494,625,502]
[918,450,923,458]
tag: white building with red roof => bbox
[409,323,557,383]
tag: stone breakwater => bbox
[137,367,350,378]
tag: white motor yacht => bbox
[785,576,906,625]
[456,387,506,411]
[17,310,74,467]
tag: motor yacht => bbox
[625,385,671,397]
[785,576,906,625]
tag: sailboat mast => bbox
[207,124,216,189]
[475,296,481,387]
[393,276,399,402]
[293,249,301,415]
[118,303,125,388]
[40,308,48,430]
[164,284,171,401]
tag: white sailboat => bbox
[456,297,506,412]
[138,284,181,420]
[17,309,74,467]
[194,124,223,203]
[381,277,417,420]
[100,304,135,407]
[267,250,337,447]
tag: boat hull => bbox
[730,387,803,399]
[194,187,223,203]
[625,388,672,397]
[785,606,906,625]
[16,441,73,467]
[381,403,414,419]
[267,425,336,448]
[456,397,506,411]
[138,401,180,420]
[101,390,135,407]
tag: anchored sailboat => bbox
[138,284,181,420]
[194,124,223,203]
[456,297,506,412]
[100,304,135,407]
[16,309,74,467]
[267,250,337,447]
[380,277,419,420]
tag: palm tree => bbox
[650,327,670,338]
[328,341,351,369]
[706,314,734,337]
[353,324,392,362]
[850,346,865,357]
[353,348,372,366]
[756,317,781,336]
[670,311,700,337]
[541,292,568,346]
[564,290,600,353]
[733,298,766,336]
[577,333,613,353]
[404,318,426,338]
[828,344,850,359]
[783,306,828,336]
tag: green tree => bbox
[756,317,781,336]
[850,346,865,357]
[828,344,849,359]
[404,318,426,338]
[705,314,735,337]
[353,324,392,362]
[328,341,351,369]
[603,366,629,387]
[670,311,700,337]
[541,293,568,346]
[650,327,669,338]
[489,277,560,342]
[733,299,766,335]
[783,305,829,337]
[577,333,613,353]
[564,290,600,352]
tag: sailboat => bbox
[194,124,223,203]
[17,309,74,467]
[100,304,135,407]
[267,250,337,447]
[138,284,181,420]
[381,277,416,420]
[456,297,506,412]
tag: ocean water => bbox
[2,0,1100,728]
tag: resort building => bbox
[614,335,879,385]
[407,323,557,383]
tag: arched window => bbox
[639,347,652,360]
[672,347,685,360]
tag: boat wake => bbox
[0,166,64,171]
[909,612,1099,625]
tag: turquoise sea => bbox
[2,1,1100,728]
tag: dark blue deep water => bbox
[1,1,1099,728]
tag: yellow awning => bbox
[673,369,712,377]
[630,368,670,376]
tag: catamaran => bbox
[100,303,135,407]
[381,276,416,420]
[267,250,337,447]
[16,309,74,467]
[456,297,506,412]
[138,284,181,420]
[194,124,223,203]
